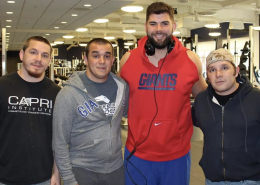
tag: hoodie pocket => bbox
[136,119,181,153]
[199,148,223,181]
[224,146,260,180]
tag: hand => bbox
[50,173,61,185]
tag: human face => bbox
[145,13,175,49]
[207,61,240,96]
[84,43,115,83]
[19,40,51,82]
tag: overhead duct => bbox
[256,0,260,8]
[189,6,195,15]
[178,17,193,28]
[121,15,138,24]
[229,21,244,30]
[123,33,137,42]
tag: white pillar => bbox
[249,26,254,83]
[253,12,259,69]
[195,34,198,54]
[2,28,7,76]
[227,29,231,51]
[49,57,54,81]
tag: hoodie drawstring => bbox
[239,93,248,152]
[207,96,216,122]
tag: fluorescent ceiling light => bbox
[124,42,134,46]
[54,41,64,44]
[76,28,88,32]
[6,20,12,22]
[61,22,67,24]
[104,36,115,40]
[121,6,143,12]
[45,34,50,35]
[209,32,221,36]
[6,33,10,34]
[7,1,15,3]
[84,4,91,7]
[124,46,129,49]
[79,43,87,46]
[71,14,78,16]
[50,43,56,46]
[54,27,59,29]
[6,36,10,37]
[112,44,117,47]
[63,35,74,39]
[177,0,189,3]
[6,12,13,14]
[204,21,219,28]
[6,26,11,28]
[173,30,180,35]
[205,24,219,28]
[93,19,109,23]
[123,29,136,33]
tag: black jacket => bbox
[192,76,260,182]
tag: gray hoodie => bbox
[52,71,129,185]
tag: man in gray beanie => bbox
[192,48,260,185]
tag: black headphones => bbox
[145,39,175,56]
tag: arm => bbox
[52,93,78,185]
[50,159,61,185]
[191,105,199,127]
[123,83,129,118]
[187,50,207,98]
[117,52,131,77]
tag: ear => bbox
[19,50,24,61]
[206,71,211,83]
[144,22,147,33]
[83,55,88,65]
[172,22,177,32]
[235,66,240,77]
[112,56,115,64]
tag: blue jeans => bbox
[0,179,50,185]
[206,179,260,185]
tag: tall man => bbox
[119,2,207,185]
[0,36,61,185]
[53,38,129,185]
[192,48,260,185]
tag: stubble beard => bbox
[24,62,46,79]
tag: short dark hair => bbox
[22,36,52,54]
[85,38,113,59]
[146,2,174,22]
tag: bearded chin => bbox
[147,35,172,49]
[27,69,45,78]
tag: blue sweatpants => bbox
[124,147,191,185]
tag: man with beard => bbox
[118,2,207,185]
[0,36,61,185]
